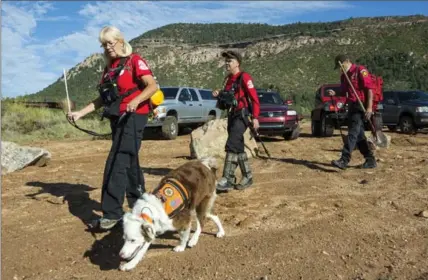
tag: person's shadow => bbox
[25,181,101,225]
[257,156,338,173]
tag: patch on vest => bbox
[360,69,369,77]
[138,60,149,70]
[152,178,189,218]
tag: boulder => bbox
[1,141,51,175]
[190,119,258,159]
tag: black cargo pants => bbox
[341,104,374,163]
[225,109,249,153]
[101,113,147,220]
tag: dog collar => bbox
[140,207,154,224]
[140,213,153,224]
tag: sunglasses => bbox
[100,40,118,48]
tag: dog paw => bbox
[119,262,136,271]
[216,231,225,238]
[187,238,198,248]
[173,245,186,252]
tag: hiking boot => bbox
[99,218,120,230]
[216,152,238,192]
[216,177,235,191]
[235,177,253,190]
[331,158,348,170]
[361,157,377,169]
[235,152,253,190]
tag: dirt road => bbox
[2,123,428,280]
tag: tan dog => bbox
[119,157,225,271]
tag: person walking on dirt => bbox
[212,50,260,191]
[328,54,377,170]
[67,26,158,230]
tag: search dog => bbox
[118,157,225,271]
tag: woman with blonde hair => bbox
[67,26,158,230]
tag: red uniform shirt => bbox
[224,71,260,118]
[340,64,374,103]
[100,53,153,114]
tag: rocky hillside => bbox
[22,15,428,113]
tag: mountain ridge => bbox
[20,15,428,113]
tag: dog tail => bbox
[200,156,218,173]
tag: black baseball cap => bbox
[334,54,350,69]
[221,50,242,64]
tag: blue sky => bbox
[1,1,427,98]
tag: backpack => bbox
[218,71,255,116]
[102,55,164,112]
[357,65,384,109]
[98,57,138,118]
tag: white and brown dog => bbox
[119,157,225,271]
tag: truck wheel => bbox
[387,125,397,132]
[207,114,215,122]
[311,119,322,137]
[162,116,178,140]
[284,126,300,141]
[321,114,334,137]
[399,116,415,134]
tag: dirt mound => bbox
[2,124,428,280]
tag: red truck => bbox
[256,89,301,140]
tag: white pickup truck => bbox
[146,86,222,140]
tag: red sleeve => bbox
[131,54,153,78]
[358,66,374,89]
[242,72,260,118]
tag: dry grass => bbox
[1,102,112,144]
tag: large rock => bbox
[1,141,51,175]
[190,119,258,159]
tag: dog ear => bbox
[141,223,155,242]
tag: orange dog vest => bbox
[151,178,190,218]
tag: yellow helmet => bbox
[150,88,164,107]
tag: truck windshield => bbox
[415,91,428,101]
[160,88,179,100]
[398,91,428,102]
[258,92,283,105]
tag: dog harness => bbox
[153,178,190,218]
[139,178,190,224]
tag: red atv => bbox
[310,83,384,137]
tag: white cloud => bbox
[1,2,58,97]
[1,1,351,98]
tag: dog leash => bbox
[65,111,128,137]
[131,112,145,196]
